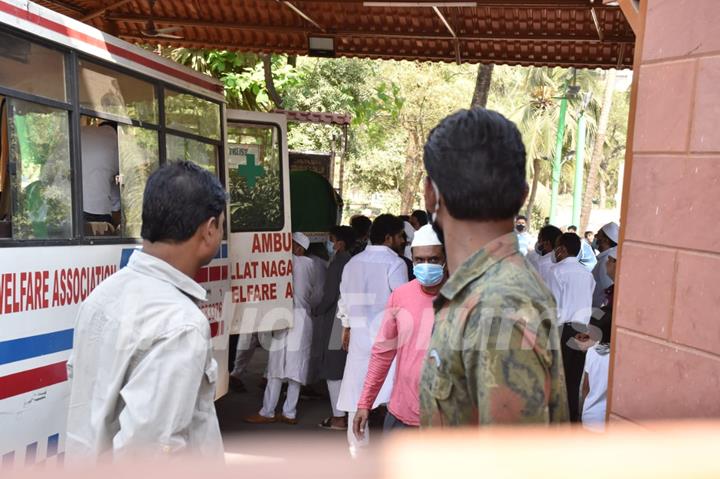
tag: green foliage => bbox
[9,101,72,239]
[167,48,301,111]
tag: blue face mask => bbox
[326,240,336,258]
[413,263,445,287]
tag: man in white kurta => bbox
[336,214,408,455]
[245,232,317,424]
[530,224,563,285]
[66,161,226,462]
[591,222,619,308]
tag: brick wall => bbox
[610,0,720,422]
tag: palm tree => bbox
[580,69,617,231]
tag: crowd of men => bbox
[64,108,620,462]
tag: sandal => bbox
[318,416,347,431]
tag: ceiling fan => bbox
[141,0,183,40]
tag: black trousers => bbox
[560,323,587,423]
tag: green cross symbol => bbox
[237,153,265,189]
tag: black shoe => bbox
[229,375,247,393]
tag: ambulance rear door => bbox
[225,110,293,334]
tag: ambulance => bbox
[0,0,293,466]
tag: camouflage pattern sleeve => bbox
[461,296,570,425]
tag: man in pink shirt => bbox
[353,225,447,437]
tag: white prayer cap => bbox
[292,232,310,250]
[411,224,442,248]
[607,247,618,260]
[601,222,620,243]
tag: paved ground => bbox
[216,348,387,468]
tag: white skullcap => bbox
[411,224,442,248]
[292,232,310,250]
[607,247,618,260]
[601,222,620,243]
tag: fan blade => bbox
[156,26,182,33]
[155,33,184,40]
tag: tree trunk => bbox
[262,54,284,109]
[400,128,423,214]
[599,180,607,209]
[580,69,617,232]
[470,64,494,108]
[525,157,541,221]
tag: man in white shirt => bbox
[337,214,408,456]
[546,232,596,423]
[514,214,534,256]
[529,224,562,284]
[591,222,619,307]
[66,161,226,461]
[81,123,120,228]
[245,232,318,425]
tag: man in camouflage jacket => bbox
[419,108,569,427]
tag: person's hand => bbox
[573,332,595,352]
[342,327,351,352]
[353,408,370,440]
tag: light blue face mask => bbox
[413,262,445,287]
[326,240,336,258]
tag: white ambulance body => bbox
[0,0,292,466]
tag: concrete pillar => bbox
[610,0,720,423]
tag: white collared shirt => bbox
[66,251,224,462]
[546,256,596,325]
[536,251,555,286]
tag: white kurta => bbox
[591,249,614,308]
[582,345,610,432]
[336,245,408,412]
[266,254,316,385]
[66,251,223,462]
[546,256,596,325]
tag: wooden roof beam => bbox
[108,15,635,43]
[278,0,326,32]
[40,0,87,16]
[81,0,134,22]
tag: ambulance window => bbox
[3,98,72,240]
[227,123,283,232]
[118,124,159,238]
[78,60,157,124]
[166,134,218,175]
[0,32,66,102]
[164,90,221,141]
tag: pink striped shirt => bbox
[356,279,436,426]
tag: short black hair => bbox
[350,215,372,239]
[567,225,578,232]
[516,215,527,221]
[557,232,582,257]
[538,225,563,245]
[584,231,594,238]
[141,161,226,243]
[330,225,356,249]
[411,210,428,226]
[398,214,410,223]
[369,214,404,245]
[424,108,527,221]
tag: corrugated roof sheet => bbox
[36,0,635,69]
